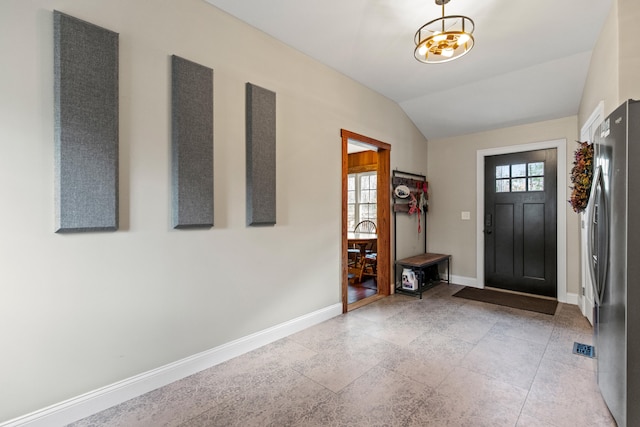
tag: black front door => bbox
[484,149,557,297]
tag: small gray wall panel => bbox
[246,83,276,226]
[54,11,119,232]
[171,55,214,229]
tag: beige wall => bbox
[578,1,619,124]
[576,0,639,306]
[427,117,579,294]
[0,0,428,421]
[579,0,640,123]
[618,0,640,102]
[428,0,639,302]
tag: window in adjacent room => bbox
[347,172,377,231]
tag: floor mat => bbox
[453,286,558,315]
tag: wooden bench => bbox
[395,253,451,298]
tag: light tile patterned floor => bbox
[68,284,616,427]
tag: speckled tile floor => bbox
[67,284,616,427]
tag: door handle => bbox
[599,170,610,305]
[587,166,600,305]
[587,166,606,306]
[484,214,493,234]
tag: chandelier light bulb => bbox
[433,33,446,43]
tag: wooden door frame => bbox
[341,129,391,313]
[475,139,568,303]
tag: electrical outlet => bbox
[461,211,471,220]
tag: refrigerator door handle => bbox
[587,165,609,306]
[587,166,602,306]
[599,169,610,305]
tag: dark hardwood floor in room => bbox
[348,278,377,304]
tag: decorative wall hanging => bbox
[569,140,593,213]
[171,55,214,229]
[245,83,276,226]
[53,11,119,232]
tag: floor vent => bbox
[573,342,595,358]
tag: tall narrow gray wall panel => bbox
[54,11,119,232]
[246,83,276,226]
[171,55,214,229]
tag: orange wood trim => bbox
[341,134,349,313]
[376,148,391,297]
[341,129,392,151]
[347,294,385,311]
[341,129,391,311]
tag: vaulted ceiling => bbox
[204,0,612,140]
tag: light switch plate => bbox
[461,211,471,220]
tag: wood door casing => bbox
[341,129,391,313]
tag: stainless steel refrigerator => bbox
[588,99,640,427]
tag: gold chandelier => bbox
[414,0,475,64]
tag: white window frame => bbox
[347,171,377,231]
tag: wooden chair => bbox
[358,237,377,281]
[353,220,377,281]
[354,220,377,234]
[349,220,377,268]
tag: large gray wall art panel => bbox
[171,55,214,229]
[54,11,119,232]
[246,83,276,226]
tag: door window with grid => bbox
[495,161,545,193]
[347,172,377,231]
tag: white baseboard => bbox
[565,292,579,305]
[450,275,478,287]
[1,303,343,427]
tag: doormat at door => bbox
[453,287,558,315]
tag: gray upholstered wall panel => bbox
[171,55,214,229]
[53,11,119,232]
[246,83,276,226]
